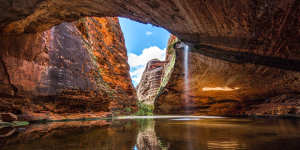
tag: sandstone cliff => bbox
[154,36,300,116]
[0,0,300,117]
[137,59,166,105]
[0,17,136,121]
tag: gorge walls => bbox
[153,36,300,116]
[0,17,136,121]
[0,0,300,117]
[136,59,166,105]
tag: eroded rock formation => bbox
[137,59,166,105]
[0,0,300,117]
[1,1,299,49]
[0,17,136,121]
[154,36,300,116]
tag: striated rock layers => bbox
[154,35,300,117]
[1,1,299,51]
[0,17,136,121]
[137,59,166,105]
[0,0,300,117]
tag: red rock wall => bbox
[154,36,300,117]
[0,0,300,117]
[0,17,136,121]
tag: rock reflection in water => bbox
[207,139,247,150]
[1,117,300,150]
[136,119,168,150]
[0,127,16,138]
[155,118,300,150]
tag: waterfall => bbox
[184,45,189,105]
[184,44,194,150]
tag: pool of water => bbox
[1,116,300,150]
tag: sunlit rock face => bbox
[0,17,136,121]
[137,59,166,105]
[0,0,300,117]
[154,36,300,116]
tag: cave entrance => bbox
[118,17,171,115]
[119,17,170,87]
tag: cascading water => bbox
[184,44,190,107]
[183,44,194,150]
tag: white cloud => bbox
[128,46,166,86]
[145,31,152,36]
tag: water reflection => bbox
[136,119,168,150]
[207,139,247,150]
[1,117,300,150]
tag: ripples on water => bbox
[1,116,300,150]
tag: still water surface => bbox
[1,116,300,150]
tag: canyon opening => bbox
[1,0,300,150]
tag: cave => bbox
[1,0,299,118]
[1,1,300,149]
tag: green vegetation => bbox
[135,102,154,116]
[167,39,179,53]
[0,121,29,127]
[156,38,178,97]
[124,107,132,113]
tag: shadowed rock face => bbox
[1,1,299,50]
[0,17,136,121]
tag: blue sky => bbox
[119,17,170,86]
